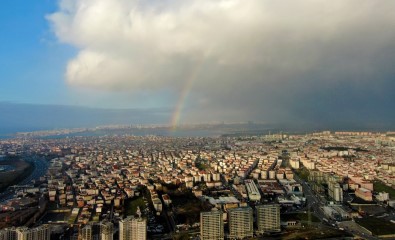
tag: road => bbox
[0,155,48,202]
[293,170,379,240]
[20,155,49,185]
[293,172,326,221]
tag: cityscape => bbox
[0,127,395,239]
[1,0,395,239]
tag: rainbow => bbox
[170,58,204,130]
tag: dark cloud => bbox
[46,0,395,128]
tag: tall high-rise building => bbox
[228,207,253,239]
[100,221,114,240]
[31,225,51,240]
[15,228,31,240]
[256,204,280,234]
[79,224,92,240]
[328,180,343,202]
[200,210,224,240]
[0,227,17,240]
[14,225,50,240]
[119,216,147,240]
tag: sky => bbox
[1,0,395,130]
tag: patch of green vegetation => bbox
[195,157,209,171]
[374,181,395,199]
[195,162,209,170]
[280,154,290,167]
[356,217,395,236]
[125,196,146,216]
[294,168,310,182]
[168,190,212,225]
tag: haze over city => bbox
[2,2,395,240]
[1,0,395,134]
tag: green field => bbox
[373,181,395,199]
[167,190,212,225]
[125,196,147,216]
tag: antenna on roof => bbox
[136,206,142,218]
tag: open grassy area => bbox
[168,190,212,225]
[356,217,395,236]
[175,200,203,225]
[125,196,147,216]
[373,181,395,199]
[195,157,210,171]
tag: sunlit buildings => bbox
[228,207,253,239]
[328,182,343,202]
[15,225,50,240]
[200,210,224,240]
[355,188,373,202]
[376,192,389,202]
[100,221,114,240]
[79,224,92,240]
[245,179,261,201]
[119,216,147,240]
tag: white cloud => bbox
[47,0,395,124]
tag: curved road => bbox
[20,155,49,185]
[0,155,49,202]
